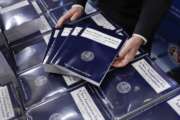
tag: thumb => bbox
[70,12,81,21]
[56,10,73,28]
[118,41,130,58]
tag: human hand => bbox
[56,5,84,28]
[112,36,144,68]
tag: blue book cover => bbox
[1,3,39,31]
[50,28,100,65]
[98,57,178,118]
[0,83,23,120]
[0,0,25,8]
[43,29,57,62]
[12,33,47,72]
[26,84,112,120]
[0,51,16,85]
[48,27,75,64]
[52,24,126,86]
[45,11,123,66]
[0,29,6,43]
[43,28,71,64]
[0,34,18,72]
[131,92,180,120]
[45,17,97,64]
[43,12,120,63]
[18,64,83,108]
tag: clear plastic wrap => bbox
[11,33,47,72]
[96,56,178,119]
[130,88,180,120]
[0,51,16,85]
[26,84,112,120]
[18,64,83,108]
[0,0,25,8]
[1,1,52,43]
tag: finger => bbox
[118,41,130,58]
[70,12,81,21]
[118,50,136,67]
[112,57,130,68]
[56,10,74,28]
[112,50,126,67]
[112,49,135,68]
[56,13,71,27]
[112,57,129,68]
[112,56,125,67]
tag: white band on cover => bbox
[133,33,147,45]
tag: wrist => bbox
[131,36,144,46]
[132,34,147,45]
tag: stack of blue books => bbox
[10,32,48,72]
[0,0,52,43]
[0,0,39,43]
[1,2,178,120]
[0,51,16,85]
[18,64,84,109]
[130,89,180,120]
[96,56,179,119]
[26,84,112,120]
[25,56,179,120]
[43,15,127,86]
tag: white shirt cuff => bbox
[72,4,84,9]
[132,33,147,45]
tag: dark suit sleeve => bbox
[134,0,173,41]
[75,0,87,7]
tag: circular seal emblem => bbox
[49,113,62,120]
[116,81,132,94]
[81,51,95,62]
[34,76,48,87]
